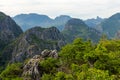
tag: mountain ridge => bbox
[85,16,104,28]
[1,26,65,63]
[13,13,71,31]
[62,18,101,43]
[0,12,23,50]
[96,13,120,38]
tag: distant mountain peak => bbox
[54,15,71,22]
[109,13,120,20]
[0,12,7,20]
[96,12,120,38]
[85,16,104,28]
[13,13,71,31]
[96,16,101,19]
[62,18,101,42]
[55,15,71,19]
[66,18,85,26]
[0,11,6,15]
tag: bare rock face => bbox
[11,27,65,62]
[22,55,43,80]
[41,49,58,58]
[22,50,58,80]
[0,12,23,46]
[0,12,23,67]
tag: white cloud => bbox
[0,0,120,19]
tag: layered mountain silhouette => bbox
[1,11,120,65]
[62,18,101,42]
[0,12,102,68]
[96,13,120,38]
[1,11,120,80]
[85,16,104,28]
[13,14,71,31]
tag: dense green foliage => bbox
[1,38,120,80]
[0,63,23,80]
[41,38,120,80]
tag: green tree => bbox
[0,63,23,80]
[40,57,58,73]
[54,72,74,80]
[76,68,115,80]
[41,74,54,80]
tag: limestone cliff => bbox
[22,50,58,80]
[10,27,65,62]
[0,12,23,50]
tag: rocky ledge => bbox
[22,50,58,80]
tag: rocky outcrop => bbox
[22,55,43,80]
[10,27,65,62]
[22,50,58,80]
[41,49,58,58]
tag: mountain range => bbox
[1,11,120,79]
[1,12,120,64]
[13,13,106,32]
[13,14,71,31]
[0,12,101,73]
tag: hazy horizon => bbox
[0,0,120,19]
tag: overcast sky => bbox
[0,0,120,19]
